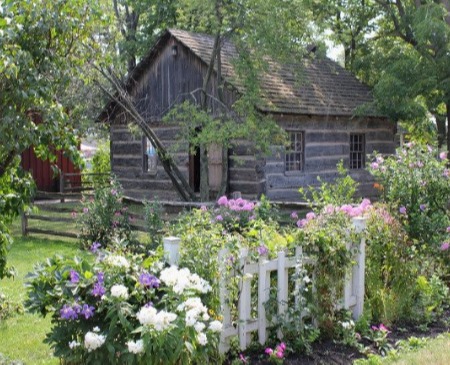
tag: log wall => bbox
[263,115,395,201]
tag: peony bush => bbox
[25,241,222,364]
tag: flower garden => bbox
[2,142,450,364]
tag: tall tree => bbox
[112,0,178,73]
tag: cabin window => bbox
[285,131,305,172]
[350,133,365,169]
[143,137,157,174]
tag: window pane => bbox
[285,131,304,172]
[349,134,365,169]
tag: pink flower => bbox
[215,215,223,221]
[371,162,379,169]
[379,324,390,332]
[290,211,298,219]
[265,348,273,355]
[297,219,307,228]
[440,151,448,160]
[217,196,228,206]
[446,226,450,233]
[83,207,89,214]
[200,205,207,211]
[306,212,316,220]
[279,342,286,351]
[276,351,284,358]
[443,169,450,178]
[441,242,450,251]
[71,211,77,218]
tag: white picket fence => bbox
[218,217,367,352]
[163,217,367,353]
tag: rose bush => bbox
[25,241,222,364]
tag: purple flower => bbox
[217,196,228,206]
[69,270,80,284]
[215,215,223,221]
[81,304,95,319]
[200,205,208,211]
[91,283,106,297]
[90,242,101,253]
[446,226,450,233]
[441,242,450,251]
[370,162,379,169]
[83,207,89,214]
[290,211,298,219]
[419,204,426,212]
[96,272,105,284]
[60,304,78,320]
[144,301,153,308]
[399,206,407,215]
[440,151,448,160]
[111,189,118,196]
[139,272,160,288]
[257,245,269,256]
[297,219,307,228]
[444,169,450,178]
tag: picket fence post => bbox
[163,236,181,266]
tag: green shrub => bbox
[0,291,24,320]
[89,140,111,189]
[77,180,135,250]
[368,143,450,256]
[143,200,165,249]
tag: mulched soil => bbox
[234,312,450,364]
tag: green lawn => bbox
[0,235,82,364]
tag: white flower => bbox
[68,340,80,349]
[105,255,130,269]
[194,322,206,333]
[93,326,100,332]
[127,339,144,354]
[202,312,210,321]
[137,306,157,326]
[209,320,223,333]
[153,310,177,332]
[160,266,211,294]
[197,332,208,346]
[84,331,106,352]
[110,284,129,299]
[341,320,355,330]
[303,275,311,284]
[137,306,177,331]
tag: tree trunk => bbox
[436,113,446,149]
[447,101,450,157]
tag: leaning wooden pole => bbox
[96,69,197,202]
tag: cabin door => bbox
[208,143,223,194]
[189,145,201,192]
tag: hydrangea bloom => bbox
[68,340,80,349]
[208,320,223,332]
[194,321,206,333]
[127,339,144,354]
[104,255,130,269]
[137,306,177,331]
[197,332,208,346]
[137,306,157,326]
[110,284,129,299]
[84,331,106,352]
[160,266,211,294]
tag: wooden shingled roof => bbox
[99,29,377,122]
[168,29,376,117]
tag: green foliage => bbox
[364,204,419,324]
[143,200,165,249]
[413,275,449,325]
[0,292,24,321]
[0,160,35,278]
[89,141,111,189]
[25,242,221,364]
[77,180,135,250]
[299,161,359,209]
[368,143,450,256]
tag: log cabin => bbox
[99,29,395,201]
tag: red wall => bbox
[21,147,81,192]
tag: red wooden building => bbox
[20,112,81,192]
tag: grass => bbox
[0,234,82,364]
